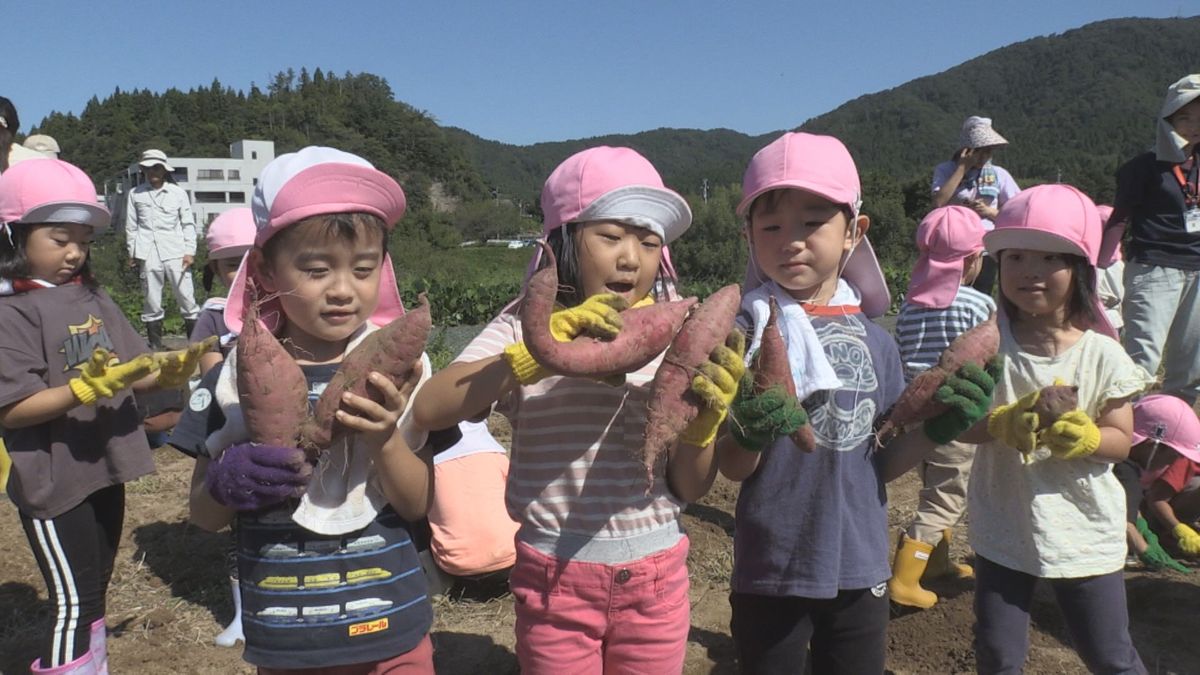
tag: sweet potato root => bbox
[748,297,815,452]
[302,294,432,453]
[1031,384,1079,431]
[877,312,1000,441]
[521,240,696,378]
[237,287,309,448]
[641,284,742,476]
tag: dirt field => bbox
[2,419,1198,674]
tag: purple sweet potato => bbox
[301,294,432,453]
[237,286,309,448]
[1031,384,1079,431]
[750,298,815,452]
[877,312,1000,440]
[641,284,742,475]
[520,240,696,378]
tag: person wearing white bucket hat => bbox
[124,148,200,348]
[932,116,1022,294]
[1107,74,1200,407]
[0,96,46,173]
[173,147,437,672]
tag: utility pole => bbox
[702,178,710,204]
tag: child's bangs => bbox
[262,212,388,261]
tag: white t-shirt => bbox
[969,326,1154,578]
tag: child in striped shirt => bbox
[412,146,744,674]
[889,205,995,608]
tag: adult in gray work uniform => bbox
[125,149,199,348]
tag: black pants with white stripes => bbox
[20,484,124,667]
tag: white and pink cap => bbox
[738,132,891,317]
[1132,394,1200,464]
[533,146,692,280]
[984,184,1116,338]
[907,206,985,309]
[0,159,110,232]
[204,207,256,260]
[225,147,408,334]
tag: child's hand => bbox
[206,442,311,511]
[155,336,219,389]
[987,381,1042,453]
[1137,518,1191,572]
[924,357,1002,444]
[68,347,161,405]
[336,361,425,451]
[1043,410,1101,460]
[728,373,808,453]
[1174,523,1200,556]
[680,331,746,447]
[504,293,629,385]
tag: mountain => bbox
[450,16,1199,202]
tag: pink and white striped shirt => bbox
[456,310,684,563]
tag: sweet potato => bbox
[877,312,1000,441]
[301,293,432,453]
[237,286,310,448]
[748,297,816,452]
[1031,384,1079,431]
[641,284,742,476]
[520,240,696,378]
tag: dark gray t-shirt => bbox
[0,284,155,518]
[189,306,232,356]
[732,309,904,598]
[1115,151,1200,270]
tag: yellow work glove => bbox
[987,387,1042,454]
[1043,410,1101,460]
[1173,523,1200,556]
[680,331,747,447]
[155,336,219,389]
[68,347,159,405]
[503,293,632,385]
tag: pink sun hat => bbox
[1132,394,1200,464]
[0,158,110,232]
[530,146,692,281]
[907,206,985,309]
[204,207,256,260]
[224,146,408,334]
[738,132,891,317]
[984,183,1116,338]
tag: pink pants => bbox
[511,537,690,675]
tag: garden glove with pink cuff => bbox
[503,293,631,385]
[68,347,160,405]
[1174,523,1200,556]
[1043,410,1101,460]
[987,387,1043,454]
[680,331,746,447]
[156,336,219,389]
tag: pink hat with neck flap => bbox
[1132,394,1200,464]
[738,132,891,317]
[907,206,985,309]
[224,146,408,334]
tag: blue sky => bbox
[7,1,1198,145]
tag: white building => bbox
[116,140,275,229]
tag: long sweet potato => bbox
[641,284,742,476]
[301,293,432,453]
[237,286,310,448]
[877,312,1000,441]
[521,240,696,378]
[748,297,815,452]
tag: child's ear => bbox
[845,214,869,250]
[249,249,277,293]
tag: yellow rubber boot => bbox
[923,528,974,581]
[0,439,10,494]
[888,533,938,609]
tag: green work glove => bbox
[155,336,218,389]
[680,331,746,447]
[987,381,1042,454]
[923,357,1002,445]
[728,374,808,453]
[1137,518,1190,573]
[503,293,629,385]
[1043,410,1101,460]
[68,347,160,405]
[1173,523,1200,556]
